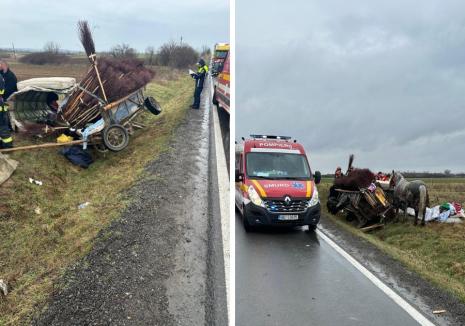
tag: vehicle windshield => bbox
[215,50,228,59]
[246,152,311,180]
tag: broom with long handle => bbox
[347,154,354,175]
[78,21,108,103]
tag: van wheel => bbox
[306,224,317,232]
[212,88,219,105]
[242,206,254,232]
[243,216,253,232]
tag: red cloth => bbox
[452,202,462,213]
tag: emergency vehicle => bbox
[235,135,322,231]
[211,43,230,76]
[212,51,230,114]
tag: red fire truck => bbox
[235,135,322,231]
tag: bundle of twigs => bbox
[335,169,375,190]
[60,21,155,128]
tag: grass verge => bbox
[0,75,193,325]
[318,177,465,303]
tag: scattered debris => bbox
[60,146,93,168]
[403,202,465,224]
[360,223,384,233]
[0,153,18,185]
[0,279,8,296]
[433,309,446,314]
[56,134,74,143]
[29,178,43,186]
[78,202,90,209]
[34,207,42,215]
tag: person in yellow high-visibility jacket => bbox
[190,58,209,109]
[0,75,13,148]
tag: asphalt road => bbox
[235,211,424,326]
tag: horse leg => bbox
[404,203,408,223]
[414,210,418,226]
[420,207,426,226]
[419,185,427,226]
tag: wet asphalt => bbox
[235,212,423,326]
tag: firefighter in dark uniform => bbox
[190,58,209,109]
[0,60,18,100]
[0,74,13,148]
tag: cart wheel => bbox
[103,124,129,151]
[144,97,162,115]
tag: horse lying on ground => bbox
[390,171,429,226]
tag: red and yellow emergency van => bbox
[213,50,230,114]
[235,135,321,231]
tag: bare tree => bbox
[44,41,61,54]
[157,41,198,69]
[145,46,156,65]
[200,45,211,57]
[110,44,137,59]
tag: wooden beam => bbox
[360,223,384,232]
[0,140,85,153]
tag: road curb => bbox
[210,74,231,322]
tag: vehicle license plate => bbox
[278,215,299,221]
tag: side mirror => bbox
[314,171,322,184]
[235,170,243,182]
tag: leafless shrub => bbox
[200,45,211,57]
[44,41,61,54]
[110,44,137,59]
[145,46,156,65]
[19,52,70,65]
[157,41,198,69]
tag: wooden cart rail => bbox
[0,140,85,153]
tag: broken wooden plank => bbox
[360,223,384,232]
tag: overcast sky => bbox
[237,0,465,173]
[1,0,228,51]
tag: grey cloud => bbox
[2,0,228,51]
[237,0,465,173]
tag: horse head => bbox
[389,170,404,188]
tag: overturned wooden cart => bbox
[4,76,161,153]
[326,158,395,228]
[327,184,394,228]
[3,21,161,153]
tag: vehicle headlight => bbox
[308,189,320,207]
[248,185,265,207]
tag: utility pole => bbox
[12,43,16,60]
[180,36,183,45]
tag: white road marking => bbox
[316,228,435,326]
[209,75,231,321]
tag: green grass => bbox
[318,177,465,302]
[0,75,193,325]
